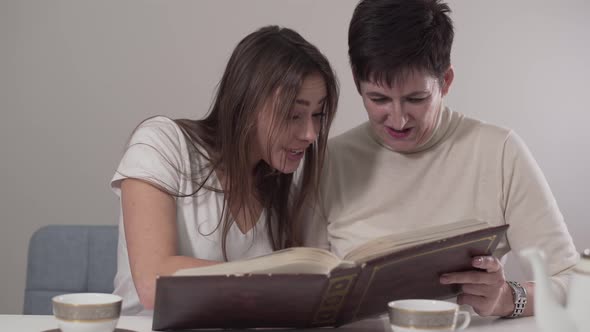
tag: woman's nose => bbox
[297,116,319,143]
[388,103,409,129]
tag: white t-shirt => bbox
[111,116,274,315]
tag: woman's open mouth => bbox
[286,148,305,161]
[386,126,413,139]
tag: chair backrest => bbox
[23,225,118,315]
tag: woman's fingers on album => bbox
[460,283,499,298]
[440,269,504,286]
[472,255,503,273]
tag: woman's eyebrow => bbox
[295,96,327,106]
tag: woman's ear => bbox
[441,66,454,96]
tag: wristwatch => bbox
[504,280,527,318]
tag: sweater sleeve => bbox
[300,152,332,251]
[501,131,579,302]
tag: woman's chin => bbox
[267,153,303,174]
[272,160,301,174]
[380,134,418,152]
[276,165,299,174]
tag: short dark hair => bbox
[348,0,454,88]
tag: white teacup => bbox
[52,293,122,332]
[388,299,470,332]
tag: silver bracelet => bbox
[503,281,527,318]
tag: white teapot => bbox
[520,248,590,332]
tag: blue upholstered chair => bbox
[23,225,118,315]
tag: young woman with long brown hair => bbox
[110,25,339,315]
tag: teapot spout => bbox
[519,248,576,332]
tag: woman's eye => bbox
[312,112,326,118]
[370,98,388,104]
[406,96,428,103]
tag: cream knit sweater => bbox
[306,106,578,302]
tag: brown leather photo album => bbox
[152,220,508,330]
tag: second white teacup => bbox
[388,299,470,332]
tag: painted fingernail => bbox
[473,257,483,266]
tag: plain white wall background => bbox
[1,0,588,314]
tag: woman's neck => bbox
[214,166,263,234]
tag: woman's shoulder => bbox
[112,116,212,195]
[132,116,184,142]
[127,116,202,156]
[452,112,539,163]
[455,112,514,144]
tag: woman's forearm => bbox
[132,255,220,309]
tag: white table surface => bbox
[0,314,540,331]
